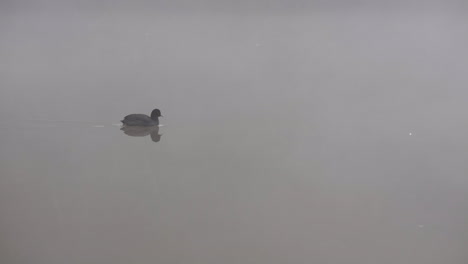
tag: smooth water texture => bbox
[1,3,468,264]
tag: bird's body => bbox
[121,109,162,127]
[121,114,158,126]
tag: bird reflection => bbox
[120,125,162,142]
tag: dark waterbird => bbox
[121,109,162,127]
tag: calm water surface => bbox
[1,4,468,264]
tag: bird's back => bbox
[121,114,158,126]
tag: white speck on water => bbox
[409,132,412,136]
[418,225,424,228]
[93,125,105,128]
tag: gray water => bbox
[1,2,468,264]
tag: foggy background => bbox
[1,1,468,264]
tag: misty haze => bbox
[1,1,468,264]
